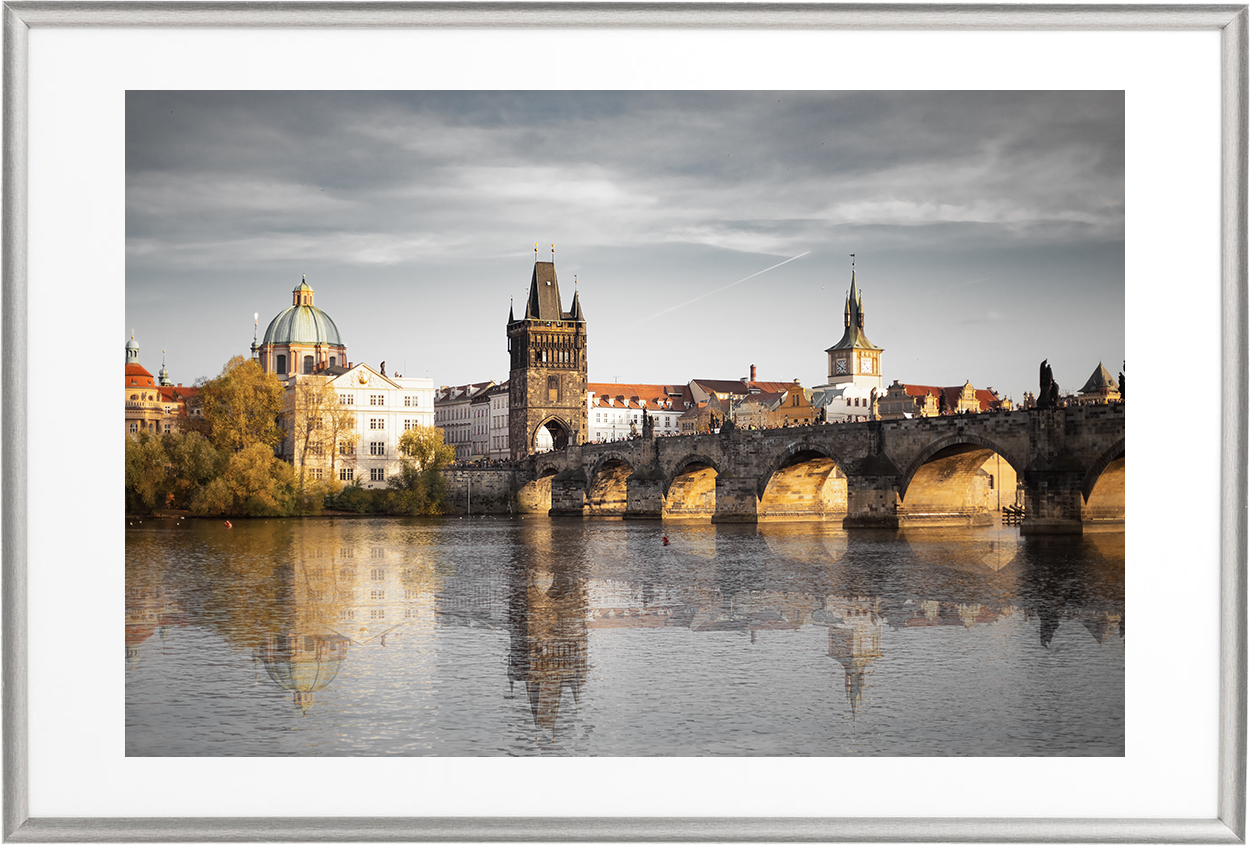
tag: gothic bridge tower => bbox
[507,253,588,458]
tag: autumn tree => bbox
[398,425,455,471]
[319,384,358,475]
[287,377,336,488]
[223,443,297,516]
[385,426,456,515]
[162,430,225,510]
[125,431,168,514]
[199,356,285,453]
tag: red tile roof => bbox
[125,363,155,387]
[588,383,687,411]
[901,383,1005,412]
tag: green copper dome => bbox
[262,305,343,346]
[262,279,343,347]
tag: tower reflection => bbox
[507,524,590,740]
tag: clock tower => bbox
[823,266,883,394]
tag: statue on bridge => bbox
[1038,359,1060,409]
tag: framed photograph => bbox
[4,2,1246,842]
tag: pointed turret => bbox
[525,261,563,320]
[827,269,879,353]
[570,289,584,321]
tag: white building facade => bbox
[587,384,686,443]
[280,364,435,489]
[486,383,510,461]
[435,382,494,462]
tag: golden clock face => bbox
[835,358,847,374]
[860,356,874,374]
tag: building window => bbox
[370,394,384,406]
[370,609,385,620]
[404,419,418,430]
[339,441,355,455]
[163,423,172,434]
[340,468,354,481]
[276,354,287,374]
[339,609,355,621]
[370,418,384,430]
[329,356,336,367]
[303,355,314,374]
[129,422,138,433]
[370,590,385,600]
[310,468,323,480]
[370,442,385,456]
[370,467,385,481]
[339,394,354,405]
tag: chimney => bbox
[750,364,757,382]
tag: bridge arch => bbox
[663,453,721,519]
[755,441,848,521]
[1081,438,1125,502]
[588,451,637,484]
[1081,438,1125,528]
[519,463,562,514]
[586,452,636,517]
[898,434,1023,526]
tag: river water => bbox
[125,516,1123,756]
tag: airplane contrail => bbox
[646,251,812,320]
[924,277,989,295]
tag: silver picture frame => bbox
[4,3,1246,842]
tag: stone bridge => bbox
[518,404,1124,534]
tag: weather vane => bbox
[850,253,856,271]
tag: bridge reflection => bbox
[126,517,1123,734]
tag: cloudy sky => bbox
[125,91,1124,401]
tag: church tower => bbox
[823,264,883,394]
[506,250,588,457]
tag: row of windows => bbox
[594,413,674,427]
[128,421,175,434]
[339,393,426,407]
[337,467,386,482]
[435,405,472,421]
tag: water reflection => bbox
[127,517,1123,755]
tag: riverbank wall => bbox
[443,468,544,515]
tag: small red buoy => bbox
[662,535,669,546]
[224,520,233,529]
